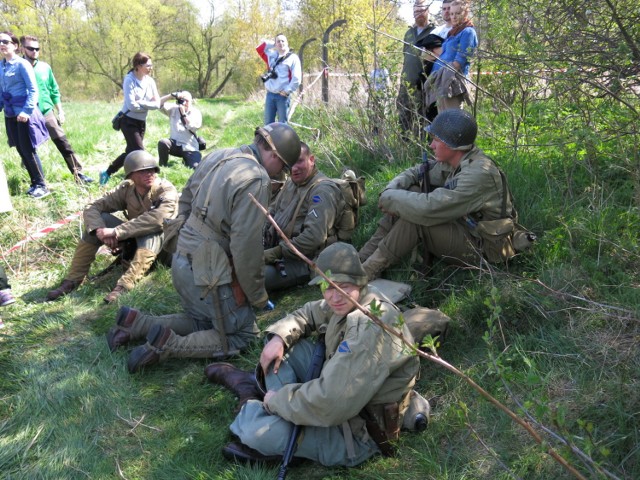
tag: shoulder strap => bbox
[282,177,325,238]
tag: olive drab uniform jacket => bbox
[264,168,345,260]
[176,145,271,308]
[264,285,419,449]
[380,146,515,226]
[83,178,178,237]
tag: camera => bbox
[171,91,185,105]
[260,70,278,83]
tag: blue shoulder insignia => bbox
[338,340,352,353]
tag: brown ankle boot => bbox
[106,306,140,352]
[205,362,264,407]
[127,324,171,373]
[46,279,81,301]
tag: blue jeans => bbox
[264,91,290,124]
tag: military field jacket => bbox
[83,178,178,240]
[266,169,344,260]
[265,286,419,432]
[379,147,514,227]
[176,146,271,307]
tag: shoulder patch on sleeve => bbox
[312,194,322,203]
[338,340,352,353]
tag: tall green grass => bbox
[0,97,638,479]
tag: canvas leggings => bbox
[230,339,380,467]
[125,252,258,359]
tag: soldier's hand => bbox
[264,246,282,264]
[260,335,285,375]
[57,110,65,125]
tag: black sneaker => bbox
[77,173,94,183]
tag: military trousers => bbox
[128,252,259,359]
[377,217,481,268]
[230,339,380,467]
[264,258,310,292]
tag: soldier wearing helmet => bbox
[360,110,524,279]
[106,122,301,373]
[47,150,178,303]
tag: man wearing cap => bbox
[205,242,420,466]
[107,122,302,373]
[361,109,521,279]
[46,151,178,303]
[157,90,203,169]
[396,0,435,137]
[262,141,345,292]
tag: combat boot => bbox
[47,240,98,301]
[127,324,172,373]
[117,248,157,291]
[205,362,264,408]
[106,306,139,352]
[362,247,393,281]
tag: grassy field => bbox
[0,96,638,480]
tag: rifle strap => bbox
[341,421,356,460]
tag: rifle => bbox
[277,336,326,480]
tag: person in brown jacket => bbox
[46,151,178,303]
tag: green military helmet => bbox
[427,109,477,150]
[309,242,368,287]
[255,122,301,171]
[123,150,160,178]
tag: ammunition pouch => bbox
[473,218,516,263]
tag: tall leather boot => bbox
[47,240,98,300]
[362,247,393,281]
[205,362,264,409]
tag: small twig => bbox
[116,410,162,434]
[249,193,589,480]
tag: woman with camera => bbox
[156,91,203,169]
[256,34,301,124]
[100,52,159,185]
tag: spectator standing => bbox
[157,91,203,169]
[431,0,453,38]
[20,35,93,184]
[47,151,178,303]
[424,0,478,112]
[396,0,435,138]
[0,31,50,198]
[256,34,301,124]
[100,52,159,185]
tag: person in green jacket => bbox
[20,35,92,183]
[206,242,420,467]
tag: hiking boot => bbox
[222,442,280,464]
[104,285,128,304]
[0,289,16,306]
[29,185,50,199]
[127,324,171,373]
[105,306,139,352]
[205,362,264,408]
[46,279,81,301]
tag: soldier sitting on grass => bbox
[46,151,178,303]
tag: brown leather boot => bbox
[104,284,128,304]
[127,324,172,373]
[106,306,140,352]
[46,279,81,301]
[205,362,264,408]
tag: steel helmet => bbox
[427,109,477,150]
[255,122,301,170]
[123,151,160,178]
